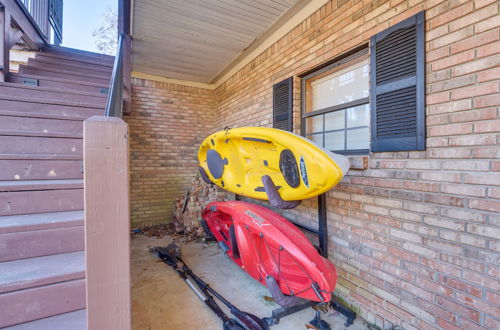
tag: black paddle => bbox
[154,244,269,330]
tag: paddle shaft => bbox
[161,256,235,325]
[176,255,269,330]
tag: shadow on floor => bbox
[131,234,367,330]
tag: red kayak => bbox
[202,201,337,302]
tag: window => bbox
[302,50,370,155]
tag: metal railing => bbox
[16,0,62,44]
[104,33,125,118]
[49,0,63,44]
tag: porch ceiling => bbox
[132,0,302,83]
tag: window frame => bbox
[301,48,370,155]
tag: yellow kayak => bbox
[198,127,350,201]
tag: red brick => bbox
[431,50,474,71]
[474,120,500,133]
[429,2,474,28]
[441,255,485,274]
[484,315,500,330]
[474,93,500,108]
[417,298,454,321]
[450,29,500,54]
[421,257,461,277]
[449,133,497,146]
[441,184,486,197]
[417,277,453,298]
[450,3,499,30]
[448,108,497,123]
[427,91,450,104]
[440,275,482,297]
[464,173,500,185]
[427,148,471,159]
[455,292,500,318]
[401,280,433,301]
[436,296,480,323]
[436,318,461,330]
[426,46,450,61]
[456,317,487,330]
[450,81,499,100]
[475,15,500,33]
[431,26,474,49]
[477,40,500,58]
[428,122,473,136]
[477,66,500,82]
[452,54,500,77]
[428,99,472,115]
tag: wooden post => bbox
[0,6,10,82]
[118,0,132,115]
[84,116,131,330]
[122,34,132,115]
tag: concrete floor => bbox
[131,234,367,330]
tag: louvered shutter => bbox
[370,11,425,152]
[273,77,293,131]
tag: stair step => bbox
[0,225,84,262]
[0,94,105,110]
[0,135,82,156]
[28,57,112,76]
[3,309,86,330]
[0,189,83,216]
[19,65,110,85]
[8,73,110,95]
[36,51,113,69]
[0,159,82,181]
[0,109,100,122]
[42,45,114,63]
[0,251,85,293]
[0,82,107,107]
[0,129,82,139]
[0,279,86,328]
[0,210,83,234]
[0,179,83,192]
[0,154,82,160]
[0,115,83,136]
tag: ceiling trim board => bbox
[131,71,216,90]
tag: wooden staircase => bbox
[0,46,113,329]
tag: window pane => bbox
[324,110,345,131]
[306,115,323,134]
[325,131,344,151]
[311,58,369,111]
[308,134,323,147]
[347,127,369,150]
[347,104,370,128]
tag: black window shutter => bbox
[370,11,425,152]
[273,77,293,131]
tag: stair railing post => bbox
[84,116,131,330]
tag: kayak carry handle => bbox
[261,175,301,210]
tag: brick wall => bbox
[128,0,499,328]
[125,78,215,227]
[213,1,500,329]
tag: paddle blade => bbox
[231,310,270,330]
[154,244,181,266]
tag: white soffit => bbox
[132,0,306,83]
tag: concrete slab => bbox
[132,235,367,330]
